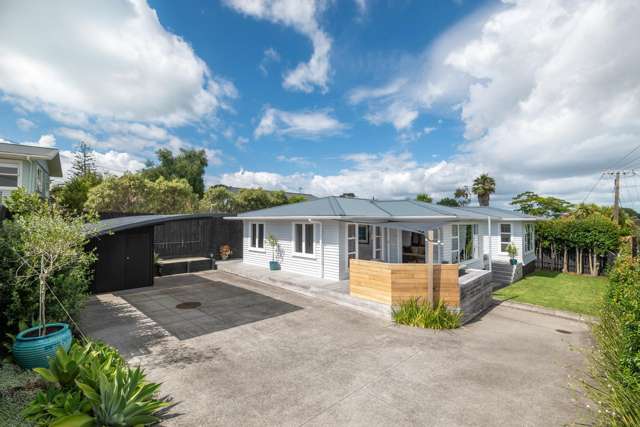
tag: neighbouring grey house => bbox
[226,196,541,285]
[0,140,63,201]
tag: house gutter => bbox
[224,215,459,221]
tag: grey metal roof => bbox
[230,196,540,222]
[0,141,63,177]
[86,213,230,236]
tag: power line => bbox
[581,172,604,205]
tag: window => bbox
[524,223,535,253]
[347,223,357,262]
[500,223,512,253]
[294,223,314,255]
[250,223,265,249]
[0,164,19,189]
[36,167,44,194]
[373,226,383,260]
[451,224,477,263]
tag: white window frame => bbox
[373,225,384,260]
[0,161,22,191]
[35,166,44,194]
[292,222,315,258]
[249,222,265,252]
[346,223,358,265]
[524,223,535,254]
[451,223,479,264]
[500,223,512,254]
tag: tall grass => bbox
[392,298,461,329]
[584,256,640,426]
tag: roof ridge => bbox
[327,196,346,216]
[406,199,459,217]
[369,199,394,216]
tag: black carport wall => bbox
[86,213,239,294]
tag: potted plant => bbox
[153,252,162,277]
[506,242,518,265]
[267,234,280,270]
[219,244,233,260]
[7,208,94,369]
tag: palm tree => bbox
[472,174,496,206]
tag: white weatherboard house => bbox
[227,197,540,283]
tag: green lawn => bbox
[493,270,608,316]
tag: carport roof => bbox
[86,213,230,236]
[227,196,540,222]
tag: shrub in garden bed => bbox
[585,256,640,426]
[392,298,462,330]
[22,339,170,426]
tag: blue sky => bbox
[1,0,639,206]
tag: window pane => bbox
[348,224,355,238]
[348,239,356,253]
[0,166,18,175]
[304,224,314,254]
[451,238,458,250]
[295,224,303,252]
[0,175,18,187]
[501,243,508,252]
[500,224,511,233]
[463,225,473,261]
[451,225,458,236]
[501,235,510,243]
[251,224,257,247]
[258,224,264,248]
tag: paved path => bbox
[80,271,593,426]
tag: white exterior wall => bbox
[242,219,341,280]
[481,221,536,265]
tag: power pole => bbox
[603,170,637,224]
[613,171,621,224]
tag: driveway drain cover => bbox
[176,302,201,309]
[555,329,572,334]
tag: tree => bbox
[287,195,307,204]
[340,193,356,198]
[85,173,197,214]
[71,141,97,178]
[1,199,95,335]
[416,193,433,203]
[51,173,103,214]
[454,187,470,207]
[234,188,273,212]
[510,191,573,218]
[141,148,208,197]
[437,197,460,207]
[201,186,237,213]
[472,174,496,206]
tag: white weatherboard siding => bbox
[481,221,536,264]
[242,220,341,280]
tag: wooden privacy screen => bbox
[349,259,460,306]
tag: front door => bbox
[124,231,153,290]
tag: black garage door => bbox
[90,226,153,293]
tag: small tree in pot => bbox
[267,234,280,270]
[4,204,96,369]
[506,242,518,265]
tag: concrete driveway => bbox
[80,271,592,426]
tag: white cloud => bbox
[254,107,346,139]
[276,154,315,167]
[16,118,35,131]
[205,148,223,166]
[29,134,57,148]
[259,47,281,75]
[59,149,145,177]
[224,0,331,93]
[346,0,640,206]
[0,0,236,126]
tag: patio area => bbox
[78,270,593,426]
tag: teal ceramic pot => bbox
[510,258,518,266]
[269,261,281,271]
[12,323,72,369]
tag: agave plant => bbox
[22,388,91,426]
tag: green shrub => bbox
[24,340,168,426]
[0,189,95,347]
[392,298,462,329]
[585,256,640,426]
